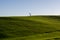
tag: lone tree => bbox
[29,12,31,16]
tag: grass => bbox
[0,16,60,40]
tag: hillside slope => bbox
[0,16,60,40]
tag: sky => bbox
[0,0,60,16]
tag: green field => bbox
[0,16,60,40]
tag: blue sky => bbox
[0,0,60,16]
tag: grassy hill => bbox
[0,16,60,40]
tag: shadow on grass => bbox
[0,33,8,39]
[46,38,60,40]
[54,38,60,40]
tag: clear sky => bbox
[0,0,60,16]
